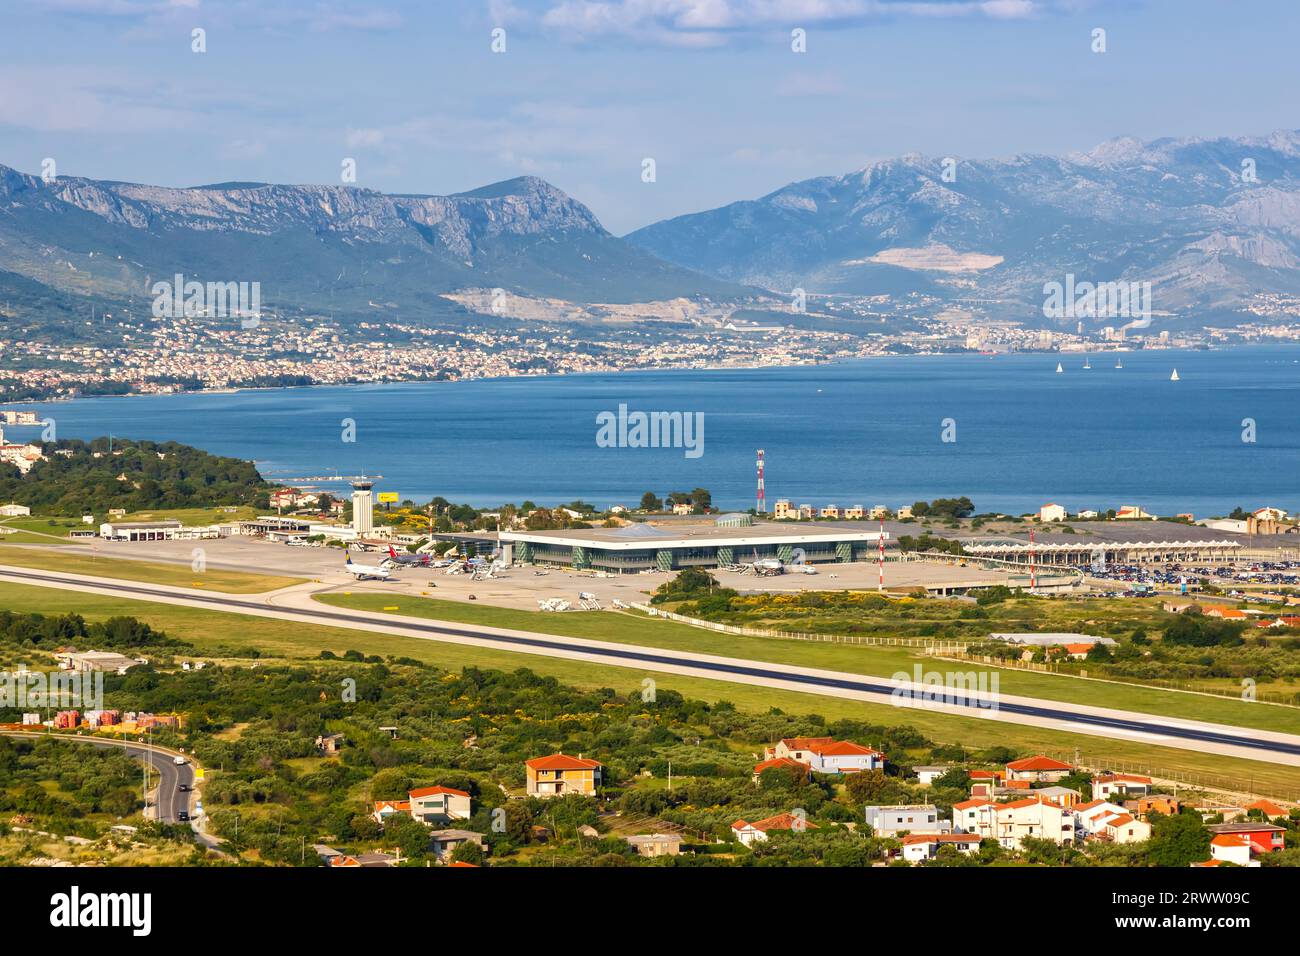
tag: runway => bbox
[5,563,1300,768]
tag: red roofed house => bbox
[1246,799,1289,819]
[767,737,885,774]
[1005,755,1074,783]
[1207,834,1261,867]
[408,785,472,824]
[1102,813,1152,845]
[953,795,1075,848]
[1257,616,1300,629]
[1206,822,1285,859]
[752,757,811,783]
[371,799,410,825]
[525,753,603,797]
[731,812,818,847]
[902,832,983,862]
[1091,773,1152,800]
[1203,606,1247,620]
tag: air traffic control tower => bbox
[351,479,374,535]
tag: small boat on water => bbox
[1115,358,1123,369]
[1055,362,1064,373]
[1170,368,1180,381]
[1083,356,1091,369]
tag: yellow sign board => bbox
[377,492,399,503]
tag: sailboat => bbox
[1170,368,1180,381]
[1055,362,1064,373]
[1115,357,1123,369]
[1083,356,1091,369]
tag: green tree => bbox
[1147,811,1210,867]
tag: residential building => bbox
[1074,800,1131,836]
[525,753,603,797]
[842,505,865,519]
[863,805,949,836]
[752,756,811,783]
[1206,833,1260,867]
[913,765,951,786]
[408,785,472,824]
[819,505,841,519]
[1035,786,1081,808]
[773,499,794,520]
[901,833,982,862]
[626,833,684,857]
[1135,796,1180,817]
[1116,505,1155,520]
[1205,822,1285,856]
[1005,755,1074,783]
[731,812,818,847]
[1245,799,1289,819]
[428,829,486,863]
[1102,814,1152,844]
[0,503,30,517]
[1091,773,1152,800]
[372,800,411,825]
[988,798,1076,849]
[767,737,885,774]
[1039,503,1067,523]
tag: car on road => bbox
[178,784,191,792]
[177,811,190,822]
[173,755,187,765]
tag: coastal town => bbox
[0,294,1272,400]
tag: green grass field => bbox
[2,580,1298,796]
[314,592,1300,737]
[0,544,303,593]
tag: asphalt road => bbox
[0,730,194,823]
[5,564,1300,767]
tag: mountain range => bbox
[0,167,744,340]
[627,130,1300,322]
[4,129,1300,341]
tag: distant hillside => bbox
[0,167,746,339]
[626,130,1300,324]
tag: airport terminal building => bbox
[499,515,887,574]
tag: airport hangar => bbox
[492,514,889,574]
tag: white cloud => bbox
[521,0,1042,44]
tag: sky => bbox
[0,0,1296,234]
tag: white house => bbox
[731,812,818,847]
[913,766,951,786]
[954,796,1076,849]
[407,785,472,824]
[1039,503,1067,523]
[767,737,885,774]
[1091,773,1152,800]
[1103,814,1152,845]
[901,833,982,862]
[371,799,411,825]
[1208,833,1260,867]
[0,503,30,517]
[1073,800,1131,836]
[863,805,949,836]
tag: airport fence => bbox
[930,648,1300,708]
[1043,751,1299,804]
[628,602,967,652]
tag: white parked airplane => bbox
[345,554,392,581]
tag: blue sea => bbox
[15,347,1300,516]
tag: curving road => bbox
[0,730,194,822]
[4,564,1300,768]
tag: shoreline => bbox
[1,341,1242,407]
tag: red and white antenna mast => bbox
[1029,528,1037,591]
[756,449,766,514]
